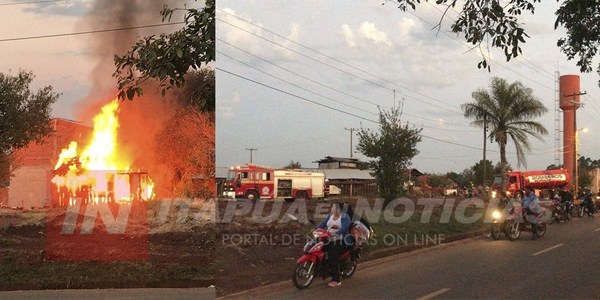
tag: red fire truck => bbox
[222,164,327,201]
[494,169,570,199]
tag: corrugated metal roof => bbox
[315,156,362,163]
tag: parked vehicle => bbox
[548,198,568,224]
[292,228,357,289]
[492,169,570,200]
[577,190,595,217]
[223,164,327,201]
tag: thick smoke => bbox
[77,0,187,198]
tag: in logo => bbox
[45,201,148,261]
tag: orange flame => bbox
[52,98,155,205]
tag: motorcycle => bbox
[490,198,511,240]
[504,205,547,241]
[577,192,595,217]
[293,228,357,289]
[548,198,568,224]
[566,200,577,218]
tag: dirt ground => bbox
[0,202,215,290]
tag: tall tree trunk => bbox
[499,141,508,191]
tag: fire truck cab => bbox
[223,164,327,201]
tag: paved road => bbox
[0,287,215,300]
[223,215,600,299]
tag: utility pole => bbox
[344,127,357,158]
[482,114,488,200]
[565,91,586,194]
[245,148,257,164]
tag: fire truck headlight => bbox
[491,191,497,199]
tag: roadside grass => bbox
[366,205,486,253]
[0,258,213,289]
[0,201,215,290]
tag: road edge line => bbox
[532,243,564,256]
[416,288,450,300]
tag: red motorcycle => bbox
[292,228,357,289]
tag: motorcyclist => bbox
[315,202,351,287]
[582,188,595,216]
[557,186,573,220]
[522,186,541,240]
[487,191,511,238]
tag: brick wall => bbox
[8,119,91,208]
[0,188,7,206]
[15,118,91,167]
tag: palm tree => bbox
[461,77,548,174]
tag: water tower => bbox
[559,75,582,191]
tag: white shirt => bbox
[327,215,342,237]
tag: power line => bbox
[423,1,555,80]
[217,67,378,124]
[218,50,379,116]
[0,0,65,6]
[217,7,462,113]
[217,16,464,115]
[218,67,501,152]
[219,39,475,128]
[406,10,554,90]
[0,22,185,43]
[218,40,383,108]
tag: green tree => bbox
[556,1,600,84]
[446,171,466,186]
[0,71,59,184]
[357,107,422,203]
[114,0,215,100]
[462,77,548,177]
[283,161,302,169]
[173,68,215,111]
[471,159,494,186]
[578,156,599,190]
[0,70,59,153]
[392,0,600,86]
[460,168,475,186]
[579,170,593,190]
[427,173,449,187]
[579,156,600,169]
[546,164,563,170]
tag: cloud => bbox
[218,8,266,57]
[358,22,392,47]
[23,0,93,16]
[274,23,304,59]
[397,18,416,38]
[220,106,235,119]
[218,8,303,63]
[218,91,241,119]
[435,118,447,128]
[341,24,356,47]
